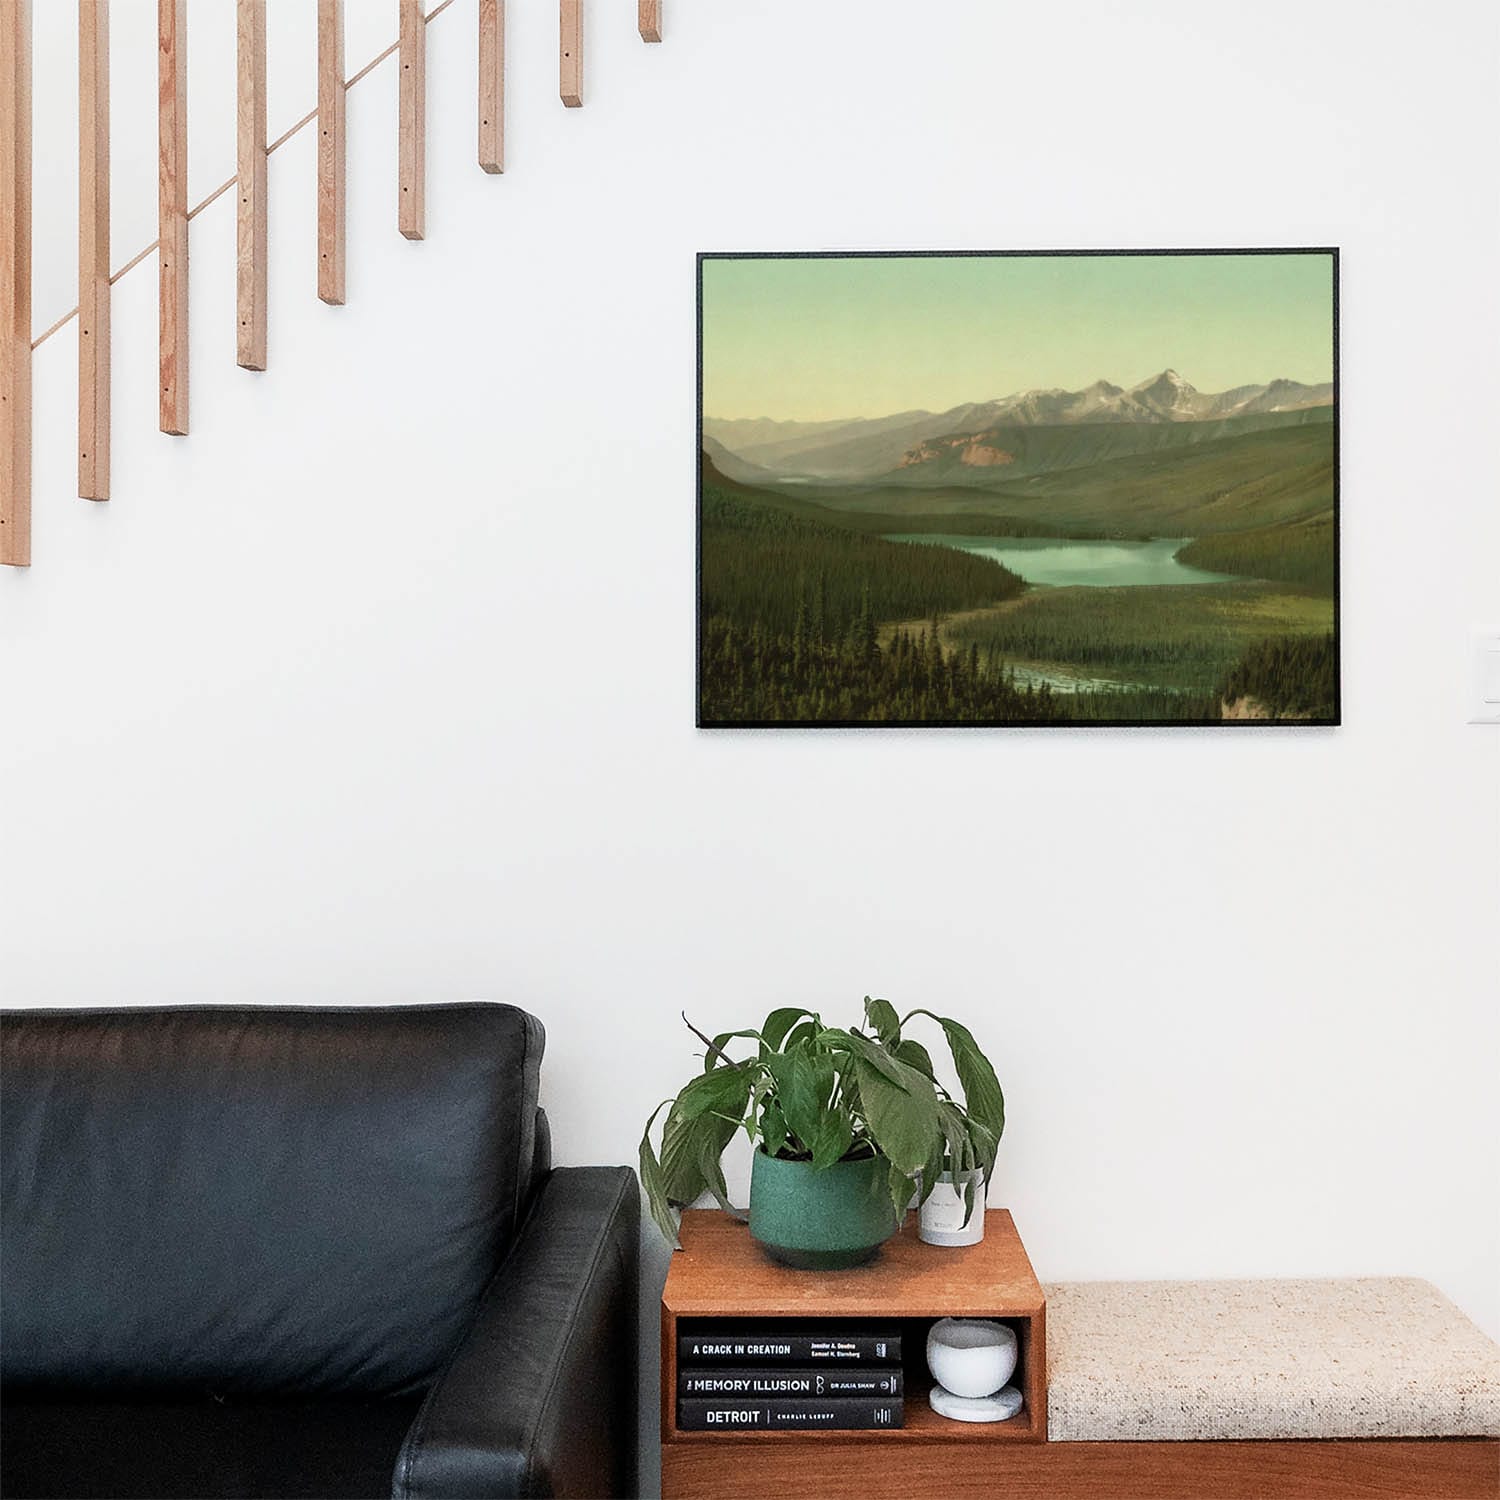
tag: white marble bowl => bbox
[926,1317,1018,1399]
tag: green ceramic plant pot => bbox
[748,1149,899,1270]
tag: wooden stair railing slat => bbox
[639,0,662,44]
[398,0,425,240]
[478,0,503,174]
[158,0,188,435]
[1,0,31,566]
[318,0,346,304]
[236,0,268,370]
[560,0,582,108]
[79,0,109,501]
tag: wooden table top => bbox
[663,1208,1045,1319]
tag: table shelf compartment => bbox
[662,1209,1048,1495]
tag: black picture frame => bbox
[696,248,1340,730]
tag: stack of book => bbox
[677,1326,904,1431]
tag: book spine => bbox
[677,1397,904,1431]
[678,1367,904,1398]
[677,1334,901,1365]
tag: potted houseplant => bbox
[640,997,1004,1268]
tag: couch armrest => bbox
[393,1166,640,1500]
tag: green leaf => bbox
[935,1101,989,1228]
[782,1019,818,1053]
[668,1107,739,1204]
[639,1100,680,1247]
[659,1108,707,1203]
[966,1115,999,1180]
[851,1054,939,1174]
[760,1007,815,1054]
[834,1028,922,1091]
[674,1062,753,1123]
[864,997,901,1045]
[696,1127,745,1219]
[906,1010,1006,1146]
[840,1070,870,1156]
[759,1097,789,1158]
[893,1038,935,1080]
[701,1029,762,1073]
[886,1158,915,1225]
[936,1101,972,1178]
[915,1133,946,1212]
[661,1064,741,1196]
[809,1108,854,1172]
[745,1073,773,1139]
[764,1044,826,1154]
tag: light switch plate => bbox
[1471,628,1500,724]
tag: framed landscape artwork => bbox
[697,249,1339,727]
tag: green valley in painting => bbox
[698,251,1338,726]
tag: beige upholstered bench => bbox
[1038,1277,1500,1498]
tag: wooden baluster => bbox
[398,0,425,239]
[478,0,503,173]
[318,0,345,302]
[236,0,267,370]
[158,0,188,434]
[79,1,110,500]
[639,0,661,43]
[1,0,30,564]
[560,0,582,107]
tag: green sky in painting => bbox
[701,253,1335,422]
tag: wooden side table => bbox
[660,1208,1046,1500]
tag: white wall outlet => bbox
[1471,629,1500,724]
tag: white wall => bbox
[5,0,1498,1475]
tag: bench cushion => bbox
[1043,1277,1500,1441]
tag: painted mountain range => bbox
[704,371,1333,483]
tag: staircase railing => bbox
[0,0,664,568]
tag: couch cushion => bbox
[0,1393,422,1500]
[1043,1277,1500,1441]
[1,1004,542,1399]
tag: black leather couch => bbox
[0,1004,639,1500]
